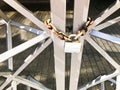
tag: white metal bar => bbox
[27,76,50,90]
[117,0,120,2]
[6,22,13,70]
[0,9,10,22]
[69,0,90,90]
[3,73,51,90]
[11,81,17,90]
[13,38,52,76]
[69,37,84,90]
[0,72,11,77]
[6,87,12,90]
[3,0,49,32]
[20,11,41,40]
[73,0,90,32]
[94,1,120,26]
[0,20,6,25]
[0,32,49,63]
[50,0,66,32]
[116,75,120,90]
[89,30,120,45]
[79,70,119,90]
[94,16,120,31]
[10,21,43,35]
[0,9,13,70]
[50,0,66,90]
[6,80,19,90]
[0,38,52,90]
[53,40,65,90]
[27,86,31,90]
[86,36,120,69]
[101,82,105,90]
[11,76,45,90]
[0,9,12,70]
[108,79,116,84]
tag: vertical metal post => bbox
[6,22,13,70]
[69,0,90,90]
[73,0,90,32]
[116,75,120,90]
[0,9,13,70]
[50,0,66,90]
[101,82,105,90]
[11,81,17,90]
[27,86,31,90]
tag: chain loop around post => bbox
[44,17,94,42]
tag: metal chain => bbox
[44,17,94,42]
[74,17,94,40]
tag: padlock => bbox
[64,42,81,53]
[64,34,81,53]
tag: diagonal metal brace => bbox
[10,21,43,35]
[0,32,49,63]
[90,30,120,45]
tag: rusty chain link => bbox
[44,17,94,42]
